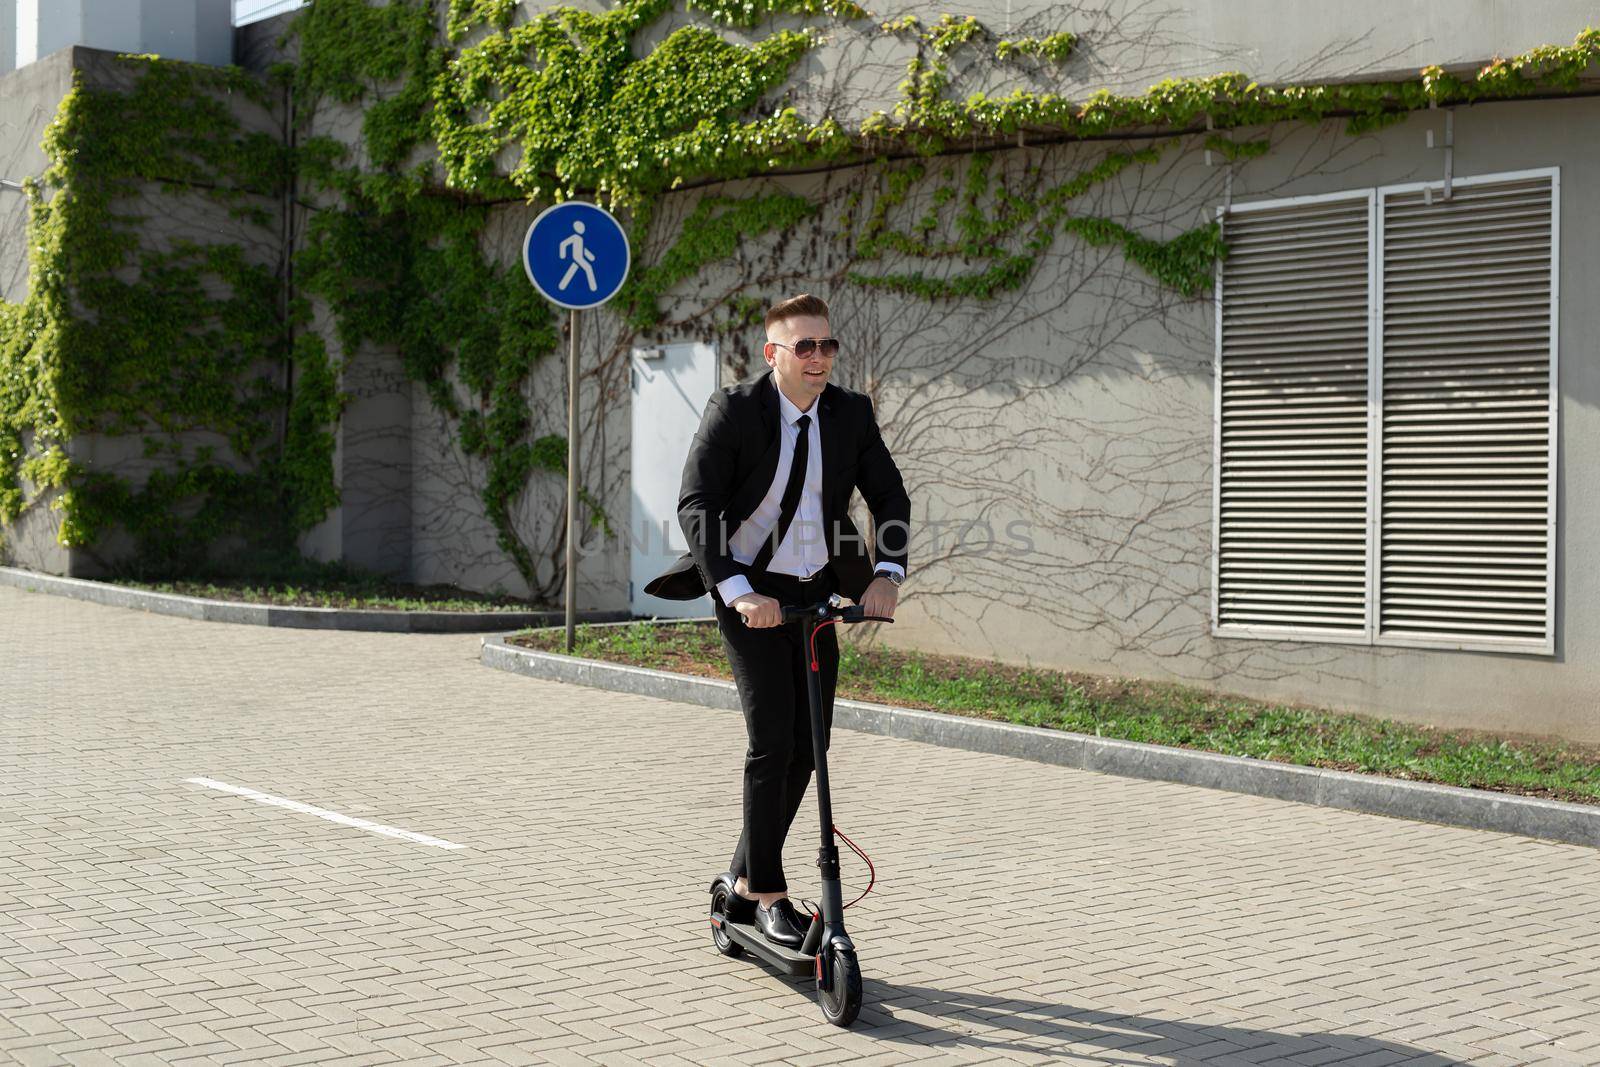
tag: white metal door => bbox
[630,343,716,617]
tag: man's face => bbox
[764,313,834,408]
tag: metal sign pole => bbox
[522,200,627,650]
[566,307,581,653]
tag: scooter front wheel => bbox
[816,948,862,1027]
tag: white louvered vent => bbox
[1216,196,1371,633]
[1378,177,1555,647]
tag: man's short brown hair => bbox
[765,293,830,333]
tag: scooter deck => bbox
[717,917,814,976]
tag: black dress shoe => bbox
[754,898,807,949]
[722,882,756,923]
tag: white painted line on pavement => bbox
[185,777,466,850]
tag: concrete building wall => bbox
[629,0,1600,129]
[141,0,233,68]
[18,1,139,67]
[404,203,629,608]
[14,0,39,68]
[0,48,76,571]
[0,46,284,576]
[250,8,424,580]
[336,340,414,579]
[0,0,15,75]
[66,47,284,577]
[1015,0,1598,89]
[14,0,231,69]
[237,11,421,580]
[0,47,69,304]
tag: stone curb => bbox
[480,634,1600,850]
[0,566,629,633]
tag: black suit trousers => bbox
[714,566,840,893]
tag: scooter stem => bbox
[801,615,849,958]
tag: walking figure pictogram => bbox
[559,221,599,292]
[522,201,627,311]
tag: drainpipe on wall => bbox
[278,75,296,469]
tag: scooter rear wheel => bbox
[709,885,744,958]
[816,948,862,1027]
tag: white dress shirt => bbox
[716,388,905,607]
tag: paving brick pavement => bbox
[2,584,1599,1065]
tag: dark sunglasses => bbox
[772,337,840,359]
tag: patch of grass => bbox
[512,621,1600,805]
[547,618,731,676]
[111,557,548,612]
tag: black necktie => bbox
[751,414,810,574]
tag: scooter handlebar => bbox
[781,600,894,625]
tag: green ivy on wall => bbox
[618,193,820,331]
[996,32,1076,63]
[434,0,831,203]
[0,57,338,574]
[843,143,1224,300]
[294,187,586,587]
[431,4,1600,203]
[292,0,580,596]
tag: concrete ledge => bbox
[0,567,629,633]
[481,635,1600,850]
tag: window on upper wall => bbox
[1213,170,1558,655]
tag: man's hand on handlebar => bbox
[860,575,899,621]
[732,592,783,629]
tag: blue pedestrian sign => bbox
[523,201,630,310]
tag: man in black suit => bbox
[645,293,910,948]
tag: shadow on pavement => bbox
[841,980,1468,1065]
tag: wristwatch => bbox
[873,569,904,587]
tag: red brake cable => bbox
[801,824,875,923]
[809,618,837,669]
[834,823,876,908]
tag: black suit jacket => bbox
[645,369,911,605]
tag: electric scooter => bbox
[707,593,891,1028]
